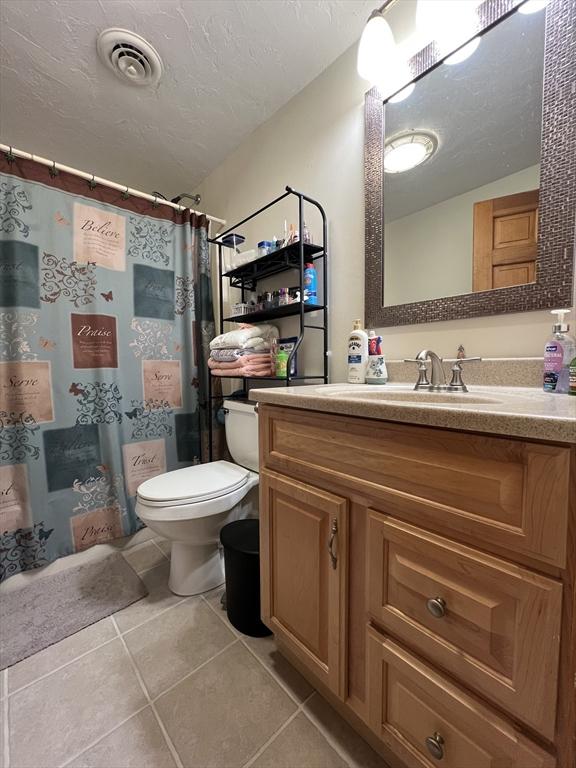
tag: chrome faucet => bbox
[417,349,446,390]
[404,349,481,392]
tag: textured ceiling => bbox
[385,8,544,220]
[0,0,374,198]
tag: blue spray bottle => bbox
[303,263,318,305]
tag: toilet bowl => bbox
[135,400,259,595]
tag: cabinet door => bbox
[260,469,348,697]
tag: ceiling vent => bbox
[97,29,163,87]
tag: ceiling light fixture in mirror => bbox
[384,131,438,174]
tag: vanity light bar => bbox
[359,0,550,101]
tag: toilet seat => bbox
[137,460,250,507]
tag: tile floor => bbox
[1,530,389,768]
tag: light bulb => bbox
[518,0,549,13]
[388,83,415,103]
[445,37,481,65]
[357,11,395,83]
[416,0,481,57]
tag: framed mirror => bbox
[365,0,575,327]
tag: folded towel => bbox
[210,366,273,378]
[208,354,272,371]
[210,348,244,362]
[242,353,272,363]
[242,337,273,352]
[210,324,278,350]
[210,347,271,362]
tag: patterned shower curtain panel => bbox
[0,156,216,581]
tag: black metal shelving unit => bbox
[205,186,328,456]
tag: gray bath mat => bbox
[0,552,148,669]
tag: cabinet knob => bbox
[426,597,446,618]
[425,732,445,760]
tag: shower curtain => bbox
[0,154,218,581]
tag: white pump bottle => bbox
[347,320,369,384]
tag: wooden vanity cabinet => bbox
[258,404,575,768]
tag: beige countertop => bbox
[249,383,576,443]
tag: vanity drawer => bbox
[367,513,562,739]
[367,628,556,768]
[260,405,570,567]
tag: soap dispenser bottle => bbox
[544,309,576,393]
[347,320,368,384]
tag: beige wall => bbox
[384,164,540,306]
[195,8,574,382]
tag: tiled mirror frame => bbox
[365,0,576,328]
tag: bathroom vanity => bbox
[252,385,576,768]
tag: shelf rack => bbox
[205,186,328,456]
[223,241,324,290]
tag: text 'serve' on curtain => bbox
[0,154,221,581]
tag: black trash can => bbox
[220,519,271,638]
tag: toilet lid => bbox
[137,460,250,504]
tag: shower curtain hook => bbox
[49,160,59,178]
[6,146,15,164]
[152,194,160,208]
[88,174,97,190]
[121,186,130,200]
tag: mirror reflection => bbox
[383,8,545,307]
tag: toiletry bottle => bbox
[347,320,368,384]
[303,263,318,305]
[368,330,383,356]
[543,309,576,393]
[366,355,388,384]
[366,330,387,384]
[275,347,289,378]
[568,350,576,396]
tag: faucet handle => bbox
[448,357,482,392]
[451,356,482,369]
[403,359,431,390]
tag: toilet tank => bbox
[224,399,259,472]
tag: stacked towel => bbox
[209,324,278,377]
[209,324,278,350]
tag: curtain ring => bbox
[6,146,15,164]
[152,194,160,208]
[121,186,130,200]
[49,160,59,178]
[88,174,97,190]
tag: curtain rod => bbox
[0,144,226,227]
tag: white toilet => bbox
[135,400,259,596]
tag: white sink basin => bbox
[319,387,504,406]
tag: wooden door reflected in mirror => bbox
[472,189,538,292]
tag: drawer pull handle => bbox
[427,597,446,618]
[425,732,445,760]
[328,518,338,569]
